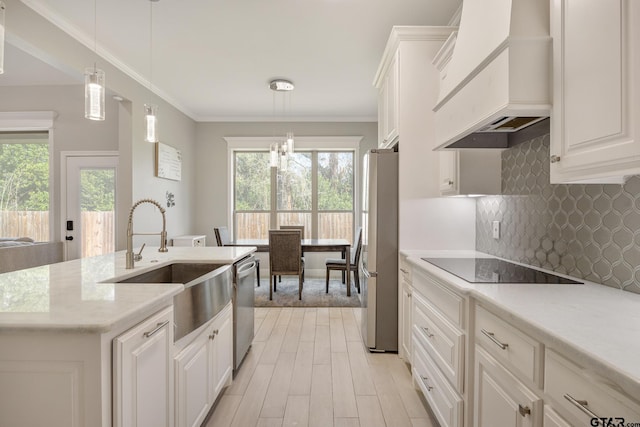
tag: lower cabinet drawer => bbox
[412,290,464,393]
[475,305,542,386]
[412,332,463,427]
[545,349,640,426]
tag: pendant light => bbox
[144,0,159,143]
[0,1,5,75]
[269,79,295,170]
[84,0,105,121]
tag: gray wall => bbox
[194,121,377,275]
[476,134,640,294]
[4,0,198,251]
[0,84,119,243]
[194,121,378,246]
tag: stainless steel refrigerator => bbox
[360,148,398,352]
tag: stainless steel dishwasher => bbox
[233,254,257,374]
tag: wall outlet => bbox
[492,221,500,239]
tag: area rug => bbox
[254,277,361,307]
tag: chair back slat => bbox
[353,226,363,266]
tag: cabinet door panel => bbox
[474,346,541,427]
[114,307,174,427]
[175,335,210,427]
[551,0,640,182]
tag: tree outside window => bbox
[234,150,354,242]
[0,133,50,241]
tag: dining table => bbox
[226,238,354,296]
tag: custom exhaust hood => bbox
[433,0,552,149]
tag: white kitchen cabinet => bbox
[474,346,542,427]
[411,267,466,427]
[210,303,233,399]
[376,51,399,148]
[544,349,640,427]
[439,150,502,196]
[399,255,412,363]
[174,303,232,427]
[114,306,174,427]
[550,0,640,183]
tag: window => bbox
[0,132,50,241]
[234,149,355,242]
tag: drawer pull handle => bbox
[400,268,409,274]
[518,404,531,417]
[421,327,435,338]
[143,320,170,338]
[420,376,434,391]
[481,329,508,350]
[564,393,599,420]
[209,329,219,340]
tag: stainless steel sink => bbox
[116,262,233,341]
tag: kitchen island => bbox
[0,246,255,427]
[401,250,640,427]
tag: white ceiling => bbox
[4,0,460,122]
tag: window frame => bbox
[0,112,55,242]
[226,136,361,241]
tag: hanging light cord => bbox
[149,0,153,92]
[93,0,97,72]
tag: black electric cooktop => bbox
[421,257,583,284]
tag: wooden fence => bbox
[1,211,114,257]
[236,212,354,242]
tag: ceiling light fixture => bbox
[144,0,159,143]
[269,79,295,170]
[84,0,105,121]
[0,1,5,74]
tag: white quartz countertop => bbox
[402,249,640,399]
[0,246,256,333]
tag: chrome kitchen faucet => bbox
[126,198,168,269]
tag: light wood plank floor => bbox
[205,307,438,427]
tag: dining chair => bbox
[214,226,260,287]
[268,229,304,300]
[325,226,362,294]
[279,225,305,281]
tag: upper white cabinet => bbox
[550,0,640,183]
[377,52,399,148]
[439,150,502,196]
[113,306,174,427]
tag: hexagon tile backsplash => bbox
[476,134,640,294]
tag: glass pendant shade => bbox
[144,103,158,143]
[0,1,5,75]
[286,132,294,154]
[84,68,105,121]
[270,142,279,168]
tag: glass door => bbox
[65,155,118,259]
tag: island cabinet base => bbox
[0,304,174,427]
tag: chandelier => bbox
[269,79,295,171]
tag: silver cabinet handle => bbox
[518,404,531,417]
[443,179,454,185]
[564,393,599,420]
[400,268,409,274]
[143,320,170,338]
[421,326,434,338]
[481,329,508,350]
[209,329,219,340]
[550,155,561,163]
[420,376,433,391]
